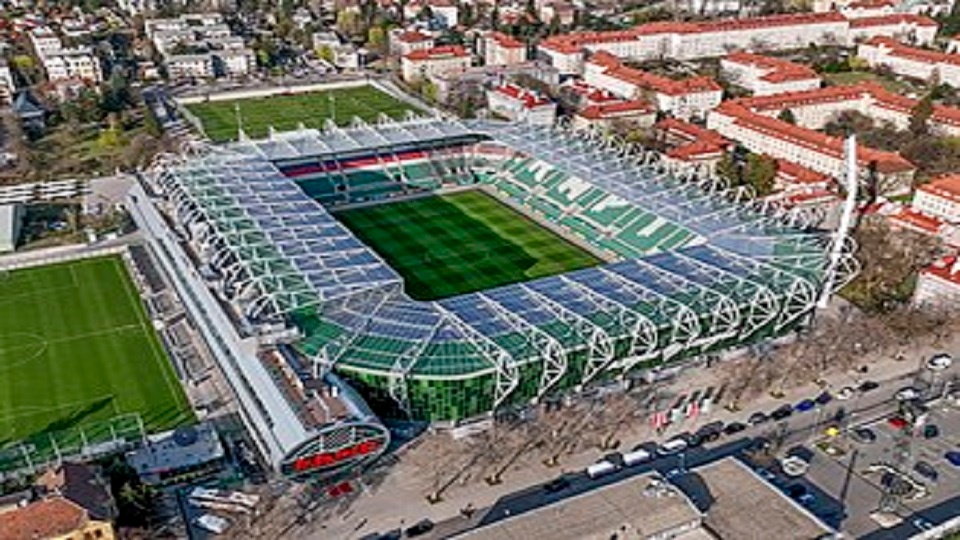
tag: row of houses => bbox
[857,36,960,88]
[537,12,938,75]
[27,25,103,88]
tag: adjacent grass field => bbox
[0,256,193,446]
[335,191,602,300]
[185,85,418,142]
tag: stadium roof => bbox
[153,117,855,416]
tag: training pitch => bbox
[185,85,417,142]
[335,190,602,300]
[0,256,193,446]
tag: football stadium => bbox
[132,115,856,475]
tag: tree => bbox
[745,153,776,196]
[777,108,797,125]
[421,80,438,103]
[367,26,387,53]
[317,44,336,64]
[909,92,935,136]
[336,10,361,37]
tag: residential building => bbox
[35,462,117,522]
[726,82,960,137]
[313,32,362,70]
[0,497,116,540]
[914,254,960,305]
[486,84,557,125]
[116,0,158,15]
[482,31,527,67]
[720,52,822,95]
[654,117,730,172]
[401,45,470,82]
[847,14,938,45]
[405,0,459,27]
[949,35,960,54]
[707,100,915,194]
[42,48,103,83]
[912,174,960,223]
[145,14,255,80]
[857,36,960,88]
[539,1,576,26]
[536,12,939,75]
[0,59,14,105]
[28,26,63,60]
[584,51,722,120]
[839,0,897,19]
[573,99,656,131]
[390,29,435,57]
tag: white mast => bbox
[817,135,859,308]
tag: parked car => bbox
[405,519,435,537]
[926,353,953,372]
[914,461,938,482]
[945,452,960,467]
[696,422,725,443]
[723,422,747,435]
[748,411,769,425]
[895,387,920,402]
[586,460,619,479]
[814,392,832,405]
[657,436,689,456]
[888,416,909,430]
[622,448,653,467]
[795,399,816,412]
[771,404,794,420]
[836,387,855,401]
[858,381,880,393]
[923,425,940,439]
[850,427,877,444]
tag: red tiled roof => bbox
[918,175,960,204]
[403,45,468,60]
[890,207,944,234]
[922,254,960,285]
[654,117,728,145]
[564,81,621,103]
[577,99,654,119]
[667,140,727,160]
[0,498,89,540]
[861,36,960,68]
[395,30,433,44]
[776,159,832,184]
[541,13,848,53]
[714,101,915,173]
[846,0,895,9]
[782,188,841,206]
[494,83,551,108]
[724,51,820,83]
[588,51,722,97]
[486,31,524,49]
[849,13,938,28]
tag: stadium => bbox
[133,113,857,474]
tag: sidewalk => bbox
[310,340,954,539]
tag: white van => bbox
[586,460,619,479]
[195,514,230,535]
[657,437,689,456]
[622,448,652,467]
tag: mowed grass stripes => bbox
[335,191,602,300]
[185,85,417,142]
[0,256,193,445]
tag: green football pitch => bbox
[0,256,193,447]
[335,190,602,300]
[185,85,418,142]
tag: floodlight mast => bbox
[817,135,859,308]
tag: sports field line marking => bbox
[0,324,143,363]
[0,393,117,442]
[114,258,188,417]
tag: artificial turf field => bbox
[185,85,417,142]
[0,256,193,447]
[335,190,602,300]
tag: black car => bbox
[723,422,747,435]
[923,424,940,439]
[748,411,769,425]
[915,461,938,482]
[851,427,877,444]
[859,380,880,393]
[544,477,571,493]
[815,391,832,405]
[771,404,794,420]
[697,421,725,442]
[405,520,435,537]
